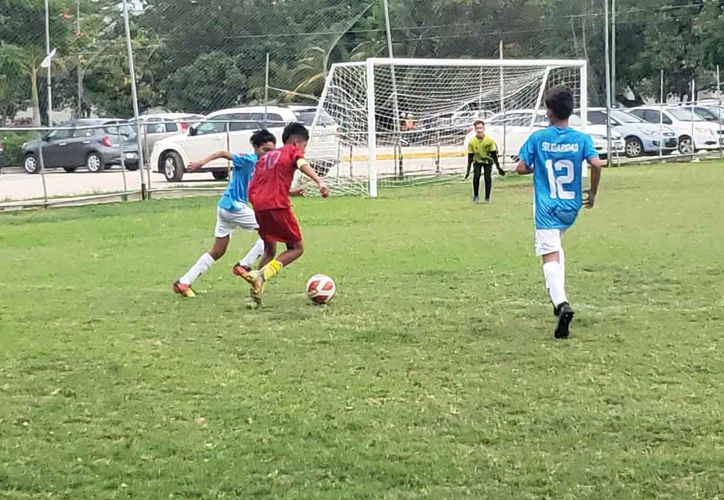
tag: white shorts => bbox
[214,206,258,238]
[534,228,567,256]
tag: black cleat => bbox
[554,302,574,339]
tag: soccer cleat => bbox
[249,270,266,306]
[232,264,256,286]
[173,280,196,298]
[473,196,480,204]
[484,198,491,204]
[554,302,574,339]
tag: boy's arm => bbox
[297,159,329,198]
[516,159,533,175]
[491,150,505,176]
[584,157,602,208]
[188,151,232,172]
[465,153,474,179]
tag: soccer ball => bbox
[306,274,336,305]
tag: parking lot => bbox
[0,167,171,203]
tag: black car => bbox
[22,119,140,174]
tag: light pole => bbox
[611,0,616,107]
[122,0,147,198]
[44,0,54,126]
[604,0,612,167]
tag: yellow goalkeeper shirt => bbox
[467,135,497,164]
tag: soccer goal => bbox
[305,58,588,197]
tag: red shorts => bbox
[255,208,302,244]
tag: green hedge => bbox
[1,131,38,168]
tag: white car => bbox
[130,112,204,159]
[628,106,723,154]
[464,109,625,160]
[150,105,337,182]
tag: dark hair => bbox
[250,129,277,148]
[282,122,309,144]
[545,87,574,120]
[473,119,485,127]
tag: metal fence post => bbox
[119,125,129,199]
[38,136,49,205]
[659,69,664,158]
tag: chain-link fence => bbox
[1,0,722,207]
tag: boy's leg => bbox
[536,229,573,338]
[249,209,303,305]
[472,163,482,202]
[175,236,229,297]
[483,163,493,202]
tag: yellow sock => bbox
[262,259,283,281]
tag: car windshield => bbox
[611,110,644,123]
[666,108,706,122]
[105,124,135,137]
[588,111,607,125]
[294,109,334,126]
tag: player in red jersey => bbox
[247,122,329,306]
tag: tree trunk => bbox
[30,66,40,127]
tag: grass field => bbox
[1,161,723,499]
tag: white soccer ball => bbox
[306,274,336,305]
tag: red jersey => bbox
[248,144,304,211]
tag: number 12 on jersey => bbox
[545,159,576,200]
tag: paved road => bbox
[0,167,224,203]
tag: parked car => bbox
[690,105,724,125]
[22,119,140,174]
[465,109,625,159]
[628,106,723,153]
[129,113,204,159]
[586,108,678,157]
[150,105,338,182]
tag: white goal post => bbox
[306,58,588,197]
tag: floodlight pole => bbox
[383,0,402,179]
[264,52,270,126]
[611,0,616,107]
[122,0,147,198]
[603,0,612,167]
[44,0,54,126]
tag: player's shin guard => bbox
[239,238,265,269]
[262,259,283,281]
[180,252,215,285]
[543,261,568,307]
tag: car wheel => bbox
[86,152,104,173]
[212,170,229,181]
[24,154,40,174]
[63,167,78,173]
[163,152,184,182]
[678,136,694,154]
[625,137,643,158]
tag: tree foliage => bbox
[1,0,722,122]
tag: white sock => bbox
[559,248,565,286]
[543,261,568,307]
[238,238,264,269]
[179,252,215,285]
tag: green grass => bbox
[1,161,723,499]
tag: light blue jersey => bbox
[218,153,258,212]
[519,126,598,230]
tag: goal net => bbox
[305,58,587,197]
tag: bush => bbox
[1,131,38,168]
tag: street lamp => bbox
[44,0,54,126]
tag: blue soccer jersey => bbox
[519,126,599,230]
[218,153,258,212]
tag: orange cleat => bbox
[173,280,196,298]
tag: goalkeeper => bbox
[465,120,505,204]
